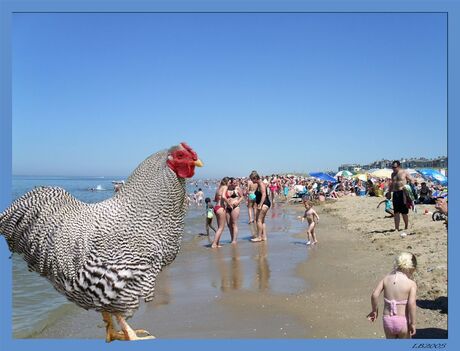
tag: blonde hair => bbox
[394,252,417,271]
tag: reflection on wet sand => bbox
[253,242,270,291]
[215,245,243,292]
[146,270,171,310]
[248,222,258,240]
[211,241,272,293]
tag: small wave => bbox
[87,185,107,191]
[14,303,78,339]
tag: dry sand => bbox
[30,196,447,339]
[321,195,448,338]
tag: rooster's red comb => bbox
[180,142,197,160]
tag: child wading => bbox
[367,252,417,338]
[299,200,320,245]
[204,197,217,237]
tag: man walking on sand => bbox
[390,160,413,232]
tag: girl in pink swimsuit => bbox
[367,252,417,338]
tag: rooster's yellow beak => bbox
[194,159,204,167]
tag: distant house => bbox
[338,156,447,172]
[402,156,448,169]
[367,159,392,170]
[433,157,448,168]
[338,163,361,172]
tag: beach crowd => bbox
[184,162,448,339]
[187,166,447,239]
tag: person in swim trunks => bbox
[390,160,413,232]
[367,252,417,338]
[249,170,271,242]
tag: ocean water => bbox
[8,175,218,338]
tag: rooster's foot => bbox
[115,314,156,341]
[109,329,155,341]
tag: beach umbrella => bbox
[309,172,337,183]
[417,169,448,185]
[353,173,368,181]
[370,168,393,179]
[335,170,353,178]
[367,168,380,174]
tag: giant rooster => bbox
[0,142,203,341]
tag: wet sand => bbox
[30,198,447,339]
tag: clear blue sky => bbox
[12,13,447,178]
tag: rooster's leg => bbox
[115,314,155,341]
[102,312,125,342]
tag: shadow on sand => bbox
[417,296,448,314]
[368,229,396,234]
[413,328,447,339]
[412,297,448,339]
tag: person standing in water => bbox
[204,197,217,237]
[211,177,230,248]
[249,171,271,242]
[225,178,244,244]
[247,176,258,224]
[196,188,205,206]
[299,200,320,245]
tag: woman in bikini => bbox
[249,170,271,242]
[225,177,244,244]
[268,176,278,205]
[211,177,229,248]
[367,252,417,338]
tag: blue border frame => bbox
[0,1,457,350]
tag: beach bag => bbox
[404,184,415,202]
[404,185,415,211]
[207,209,214,219]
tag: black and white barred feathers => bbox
[0,149,187,317]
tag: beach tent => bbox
[335,170,353,178]
[405,168,419,175]
[370,168,393,179]
[417,169,448,186]
[309,172,337,183]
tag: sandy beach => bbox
[6,10,448,345]
[25,195,447,340]
[321,196,448,338]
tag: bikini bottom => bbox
[383,315,408,335]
